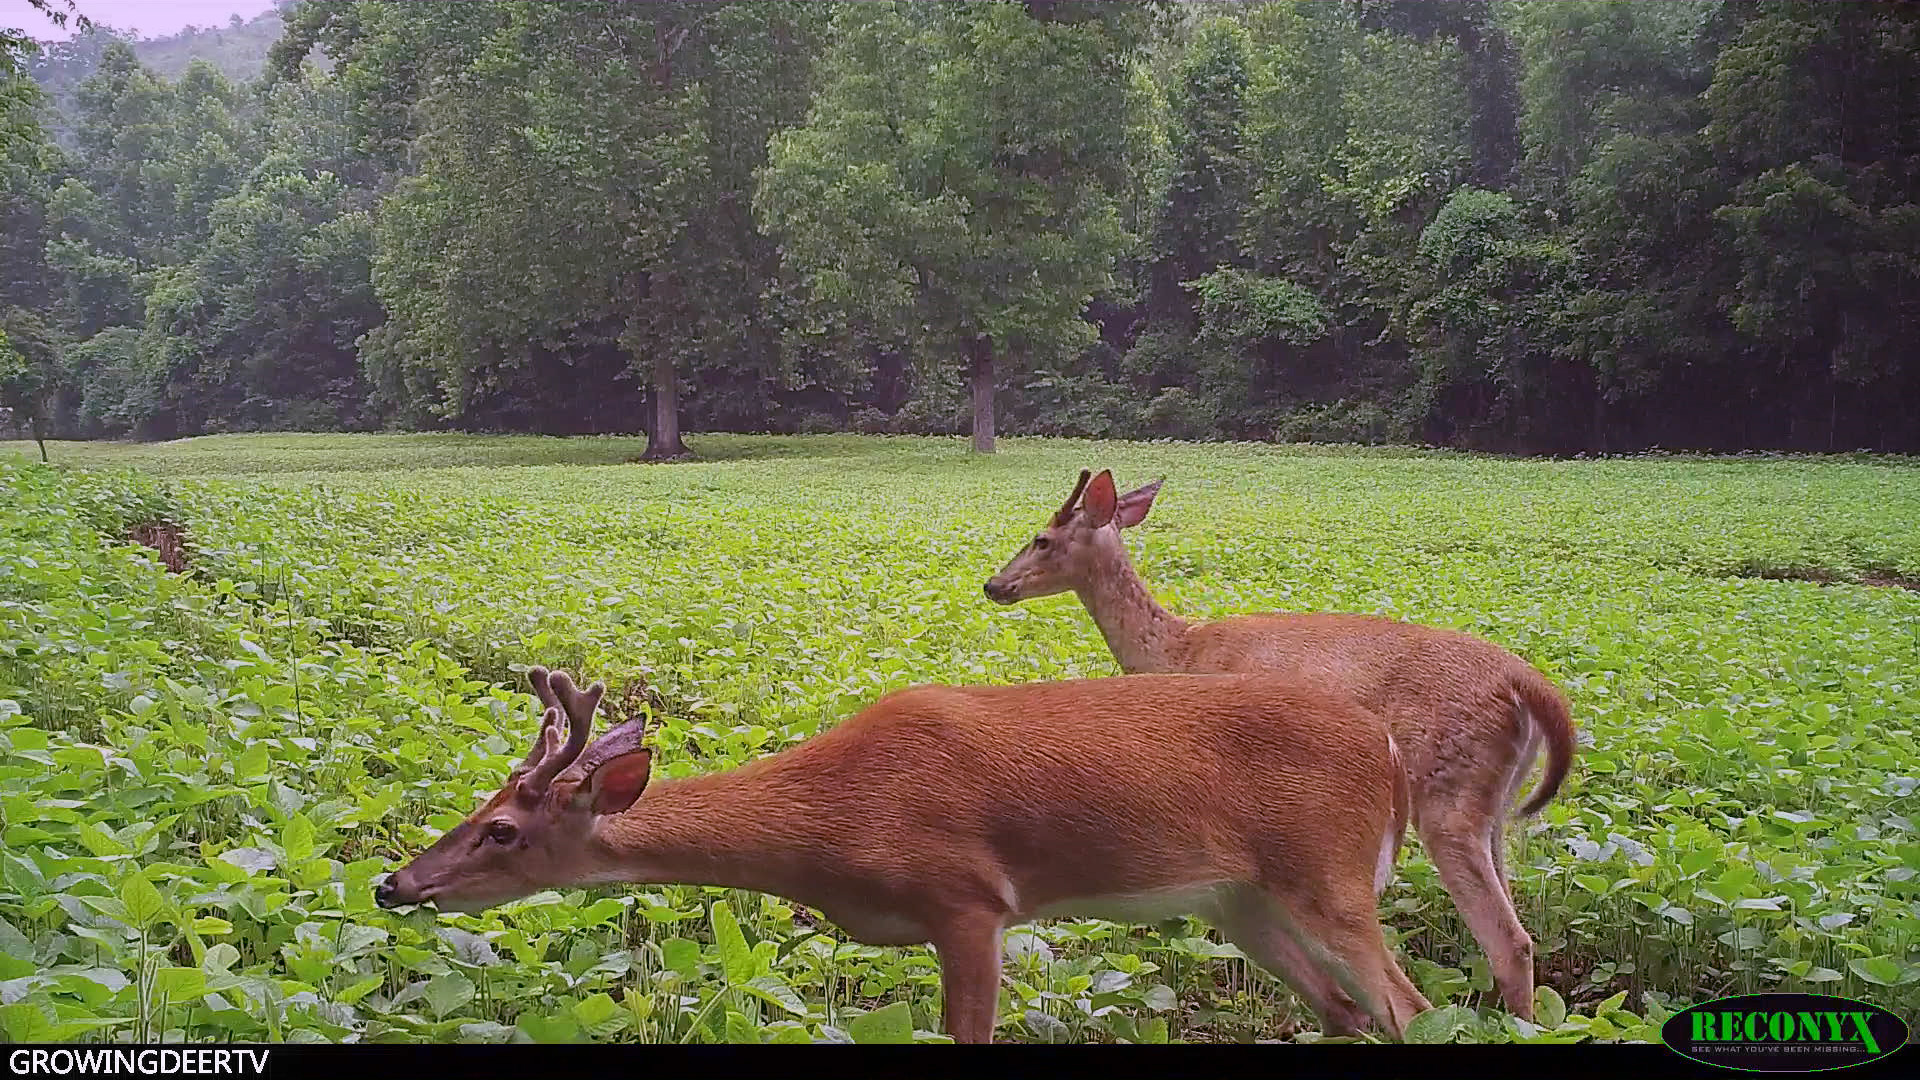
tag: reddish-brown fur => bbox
[984,469,1578,1019]
[378,667,1433,1043]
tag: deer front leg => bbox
[932,911,1007,1044]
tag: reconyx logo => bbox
[1661,993,1909,1072]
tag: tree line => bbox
[4,1,1917,458]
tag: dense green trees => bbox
[2,1,1917,454]
[758,1,1144,453]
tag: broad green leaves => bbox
[847,1001,913,1045]
[2,437,1918,1043]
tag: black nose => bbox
[374,879,398,907]
[983,582,998,600]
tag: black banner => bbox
[2,1042,1911,1080]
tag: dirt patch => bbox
[1731,565,1920,592]
[1860,569,1920,591]
[126,519,189,573]
[605,677,669,726]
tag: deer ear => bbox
[1082,470,1118,528]
[1114,478,1163,529]
[584,750,652,816]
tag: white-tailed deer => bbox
[984,469,1577,1021]
[377,666,1434,1043]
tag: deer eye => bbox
[1032,535,1050,551]
[484,820,518,845]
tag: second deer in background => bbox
[984,468,1578,1021]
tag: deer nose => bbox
[983,581,1004,602]
[374,878,399,908]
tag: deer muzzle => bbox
[374,870,426,909]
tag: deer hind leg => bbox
[1491,715,1543,901]
[1261,882,1431,1041]
[1215,885,1371,1036]
[1420,793,1535,1021]
[930,910,1008,1044]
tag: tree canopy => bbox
[2,0,1917,455]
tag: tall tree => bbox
[346,1,822,456]
[758,1,1145,453]
[1147,16,1251,333]
[0,308,60,459]
[1352,0,1521,190]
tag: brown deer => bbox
[983,469,1576,1021]
[377,666,1435,1043]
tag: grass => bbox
[2,432,1917,1044]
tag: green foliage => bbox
[1147,16,1251,327]
[757,1,1144,449]
[5,0,1920,452]
[1190,268,1330,346]
[25,8,290,140]
[352,2,824,454]
[3,432,1919,1043]
[1402,186,1577,448]
[0,306,60,453]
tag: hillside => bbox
[129,9,286,81]
[23,5,293,135]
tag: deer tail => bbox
[1513,671,1577,818]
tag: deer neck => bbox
[586,762,835,903]
[1073,535,1190,674]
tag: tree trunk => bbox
[642,351,690,461]
[967,335,995,454]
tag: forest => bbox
[3,0,1918,458]
[3,0,1920,1049]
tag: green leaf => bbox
[1535,984,1568,1029]
[847,1001,913,1044]
[0,1003,54,1042]
[572,992,627,1038]
[202,943,240,973]
[118,870,170,930]
[282,813,316,864]
[1848,956,1905,986]
[337,976,384,1004]
[151,966,207,1001]
[517,1012,583,1044]
[78,821,130,857]
[1404,1004,1477,1044]
[709,899,755,984]
[437,926,499,967]
[0,916,33,961]
[234,742,270,782]
[216,847,278,875]
[660,937,701,979]
[424,971,475,1018]
[742,975,809,1016]
[723,1010,760,1044]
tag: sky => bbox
[3,0,280,41]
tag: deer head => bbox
[374,666,656,913]
[983,469,1163,604]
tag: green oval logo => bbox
[1661,993,1909,1072]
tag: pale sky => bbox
[3,0,280,41]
